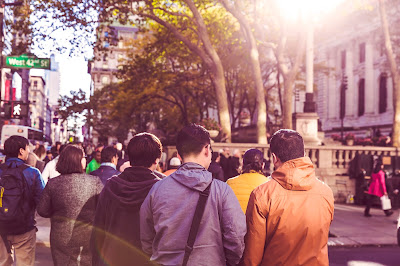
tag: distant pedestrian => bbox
[364,156,394,217]
[227,149,241,179]
[43,150,53,166]
[37,145,104,266]
[208,151,224,181]
[26,142,45,172]
[163,157,181,176]
[240,129,334,266]
[219,147,230,178]
[41,144,66,184]
[50,141,62,157]
[0,136,45,266]
[91,133,162,266]
[227,149,270,213]
[140,124,246,265]
[86,150,101,174]
[90,146,120,184]
[34,144,46,161]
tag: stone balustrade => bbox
[164,143,400,203]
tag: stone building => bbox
[314,1,399,139]
[88,24,138,145]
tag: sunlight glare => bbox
[277,0,345,21]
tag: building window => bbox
[33,80,38,89]
[341,50,346,69]
[358,79,365,116]
[101,76,110,85]
[379,74,387,113]
[359,43,365,63]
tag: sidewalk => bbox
[34,203,400,248]
[328,204,399,247]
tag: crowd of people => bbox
[0,125,335,266]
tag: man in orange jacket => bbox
[241,129,334,266]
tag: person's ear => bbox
[205,145,211,157]
[155,158,160,165]
[272,153,278,164]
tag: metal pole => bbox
[0,2,4,112]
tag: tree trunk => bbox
[220,0,267,144]
[379,0,400,147]
[210,60,231,142]
[184,0,231,142]
[282,76,295,129]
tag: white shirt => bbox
[42,157,61,184]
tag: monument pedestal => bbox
[292,112,321,145]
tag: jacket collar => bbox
[271,157,316,191]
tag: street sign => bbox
[4,101,29,119]
[5,55,50,70]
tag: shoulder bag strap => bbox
[182,181,212,266]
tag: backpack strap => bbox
[182,181,212,266]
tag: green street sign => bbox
[5,55,51,70]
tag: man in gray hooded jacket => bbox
[140,124,246,266]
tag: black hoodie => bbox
[91,166,160,266]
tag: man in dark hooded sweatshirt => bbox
[90,133,162,266]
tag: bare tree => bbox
[220,0,267,144]
[378,0,400,146]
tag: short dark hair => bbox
[269,129,304,163]
[211,151,220,162]
[56,145,85,174]
[176,124,210,160]
[4,136,29,158]
[101,146,118,163]
[128,133,162,168]
[242,149,264,174]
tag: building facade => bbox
[315,2,398,139]
[89,24,138,145]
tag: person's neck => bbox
[182,156,207,169]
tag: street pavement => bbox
[33,203,400,264]
[328,204,399,247]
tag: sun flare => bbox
[277,0,345,21]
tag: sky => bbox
[57,56,92,97]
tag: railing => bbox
[164,143,400,202]
[165,143,400,171]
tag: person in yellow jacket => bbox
[227,149,270,213]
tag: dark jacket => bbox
[0,158,44,235]
[90,164,120,185]
[208,161,225,181]
[91,166,160,266]
[227,156,240,179]
[37,173,104,266]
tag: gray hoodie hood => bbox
[171,162,212,192]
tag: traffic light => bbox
[4,101,29,119]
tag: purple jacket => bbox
[140,162,246,266]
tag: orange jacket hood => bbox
[271,156,316,191]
